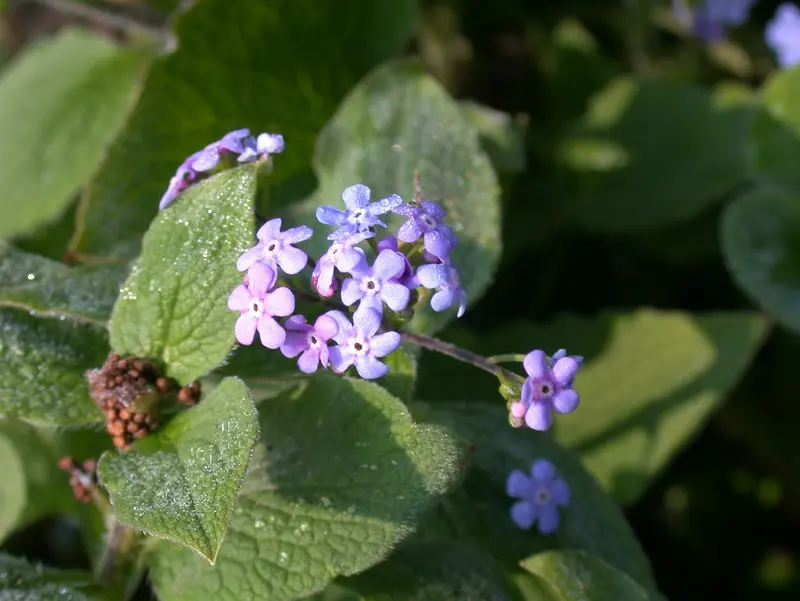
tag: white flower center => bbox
[248,299,265,318]
[532,378,556,399]
[349,337,370,356]
[533,486,551,505]
[349,209,367,226]
[263,239,282,258]
[307,333,322,349]
[361,277,381,295]
[421,213,437,229]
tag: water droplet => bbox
[26,273,35,280]
[347,505,356,514]
[391,144,402,152]
[279,551,289,564]
[254,519,265,529]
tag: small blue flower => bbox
[673,0,757,42]
[237,218,314,275]
[280,313,340,374]
[377,235,417,289]
[393,200,458,261]
[316,184,402,240]
[341,249,411,316]
[238,133,286,163]
[506,459,570,534]
[766,3,800,68]
[328,308,401,380]
[190,128,251,172]
[311,231,372,298]
[416,261,467,317]
[509,349,581,431]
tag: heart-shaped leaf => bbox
[98,377,258,564]
[109,166,256,384]
[147,374,466,601]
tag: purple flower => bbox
[311,231,372,297]
[159,162,197,210]
[280,313,339,373]
[191,128,251,172]
[341,249,411,315]
[766,3,800,68]
[377,236,417,288]
[316,184,402,240]
[416,262,467,318]
[673,0,756,42]
[238,133,286,163]
[509,350,581,431]
[506,460,570,534]
[227,263,295,348]
[237,218,313,275]
[328,308,401,380]
[393,200,458,261]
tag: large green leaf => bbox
[148,374,465,601]
[461,101,527,174]
[560,76,753,232]
[0,553,110,601]
[0,308,106,427]
[109,166,256,384]
[332,541,521,600]
[520,551,650,601]
[98,377,258,564]
[0,434,25,542]
[285,60,501,334]
[0,28,150,241]
[423,401,658,595]
[72,0,418,258]
[721,186,800,333]
[417,310,767,504]
[0,243,127,326]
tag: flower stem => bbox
[487,353,527,365]
[400,330,524,383]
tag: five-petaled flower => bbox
[509,349,580,431]
[227,263,295,348]
[766,3,800,68]
[341,249,411,316]
[316,184,402,240]
[393,200,458,261]
[311,231,372,297]
[328,308,401,379]
[416,262,467,318]
[280,313,339,373]
[237,218,313,275]
[506,459,570,534]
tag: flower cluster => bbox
[159,128,285,210]
[225,138,468,380]
[673,0,800,68]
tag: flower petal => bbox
[328,345,354,373]
[280,331,308,358]
[256,132,285,154]
[430,288,455,313]
[536,506,560,534]
[456,289,467,318]
[325,311,352,345]
[353,306,382,337]
[525,401,553,431]
[227,284,252,312]
[506,469,531,498]
[234,315,257,345]
[256,218,282,242]
[247,262,276,297]
[421,200,446,220]
[417,263,448,289]
[236,245,263,272]
[531,459,556,483]
[373,249,406,280]
[552,389,579,414]
[276,246,308,275]
[314,314,340,341]
[550,479,571,506]
[510,401,527,419]
[257,316,285,349]
[510,501,536,530]
[264,287,295,317]
[312,259,337,297]
[342,184,371,210]
[354,355,388,379]
[340,278,363,306]
[316,205,348,226]
[423,229,452,261]
[397,218,423,243]
[381,281,410,312]
[284,315,309,331]
[282,224,314,244]
[297,348,321,373]
[369,331,401,358]
[190,147,220,172]
[551,357,579,387]
[336,247,367,273]
[367,193,403,215]
[523,350,548,379]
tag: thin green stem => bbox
[487,353,527,365]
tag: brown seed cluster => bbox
[86,353,167,450]
[58,456,97,503]
[177,381,202,407]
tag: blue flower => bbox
[416,261,467,317]
[340,249,411,316]
[506,459,570,534]
[393,200,458,261]
[327,308,401,380]
[238,133,285,163]
[673,0,757,42]
[316,184,402,240]
[311,231,372,298]
[766,3,800,68]
[509,349,581,431]
[236,218,314,275]
[190,128,251,172]
[279,313,340,374]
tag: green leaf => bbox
[98,377,257,563]
[0,434,25,542]
[520,551,650,601]
[286,60,501,334]
[722,186,800,333]
[0,243,127,326]
[461,101,527,174]
[0,28,150,241]
[148,374,465,601]
[109,166,256,384]
[0,308,106,427]
[0,553,109,601]
[336,541,521,600]
[73,0,418,258]
[560,76,753,232]
[422,401,658,595]
[417,310,767,504]
[380,345,417,404]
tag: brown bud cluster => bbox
[86,353,166,450]
[177,381,202,407]
[57,455,97,503]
